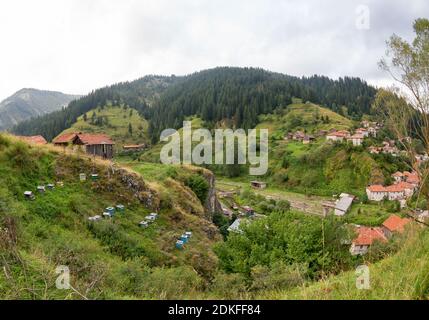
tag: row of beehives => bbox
[80,173,99,182]
[23,172,100,201]
[24,181,64,200]
[87,204,126,221]
[175,231,193,250]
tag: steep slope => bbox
[0,134,221,299]
[256,101,354,139]
[0,88,80,130]
[258,226,429,300]
[58,104,150,150]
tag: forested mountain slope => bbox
[11,68,377,142]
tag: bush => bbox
[140,266,203,299]
[210,272,248,298]
[250,262,306,291]
[185,174,210,203]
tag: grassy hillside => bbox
[0,134,221,299]
[258,226,429,300]
[257,102,354,139]
[135,104,404,197]
[59,104,149,151]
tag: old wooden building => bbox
[53,132,115,159]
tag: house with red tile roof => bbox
[53,132,79,146]
[53,132,115,159]
[382,214,411,238]
[17,135,47,145]
[350,226,387,255]
[350,214,411,255]
[326,130,350,142]
[366,181,416,202]
[347,133,364,146]
[355,128,369,138]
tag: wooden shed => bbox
[53,132,115,159]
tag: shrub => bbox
[185,174,209,203]
[210,272,248,298]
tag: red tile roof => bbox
[17,135,47,145]
[53,132,78,144]
[367,182,414,193]
[77,133,114,145]
[328,132,348,138]
[53,132,114,145]
[367,185,386,192]
[382,214,410,233]
[385,182,414,193]
[406,173,420,184]
[353,227,387,246]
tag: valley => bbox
[2,63,429,300]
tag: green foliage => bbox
[215,212,354,280]
[213,212,231,240]
[185,174,210,203]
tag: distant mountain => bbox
[11,76,177,140]
[0,88,80,130]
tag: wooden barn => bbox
[53,132,115,159]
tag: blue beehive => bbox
[180,234,189,244]
[105,207,116,215]
[176,240,184,250]
[116,205,125,213]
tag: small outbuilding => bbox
[250,181,267,189]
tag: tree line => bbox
[11,67,377,142]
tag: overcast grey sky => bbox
[0,0,427,100]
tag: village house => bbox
[302,135,315,144]
[366,181,415,202]
[326,130,350,142]
[369,141,399,156]
[355,128,369,138]
[367,126,377,137]
[53,132,115,159]
[16,135,48,145]
[228,218,244,233]
[347,134,364,146]
[285,131,315,144]
[415,153,429,164]
[368,146,381,154]
[350,226,387,255]
[381,214,411,238]
[350,213,410,256]
[334,193,355,216]
[391,171,420,187]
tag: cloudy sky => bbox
[0,0,426,100]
